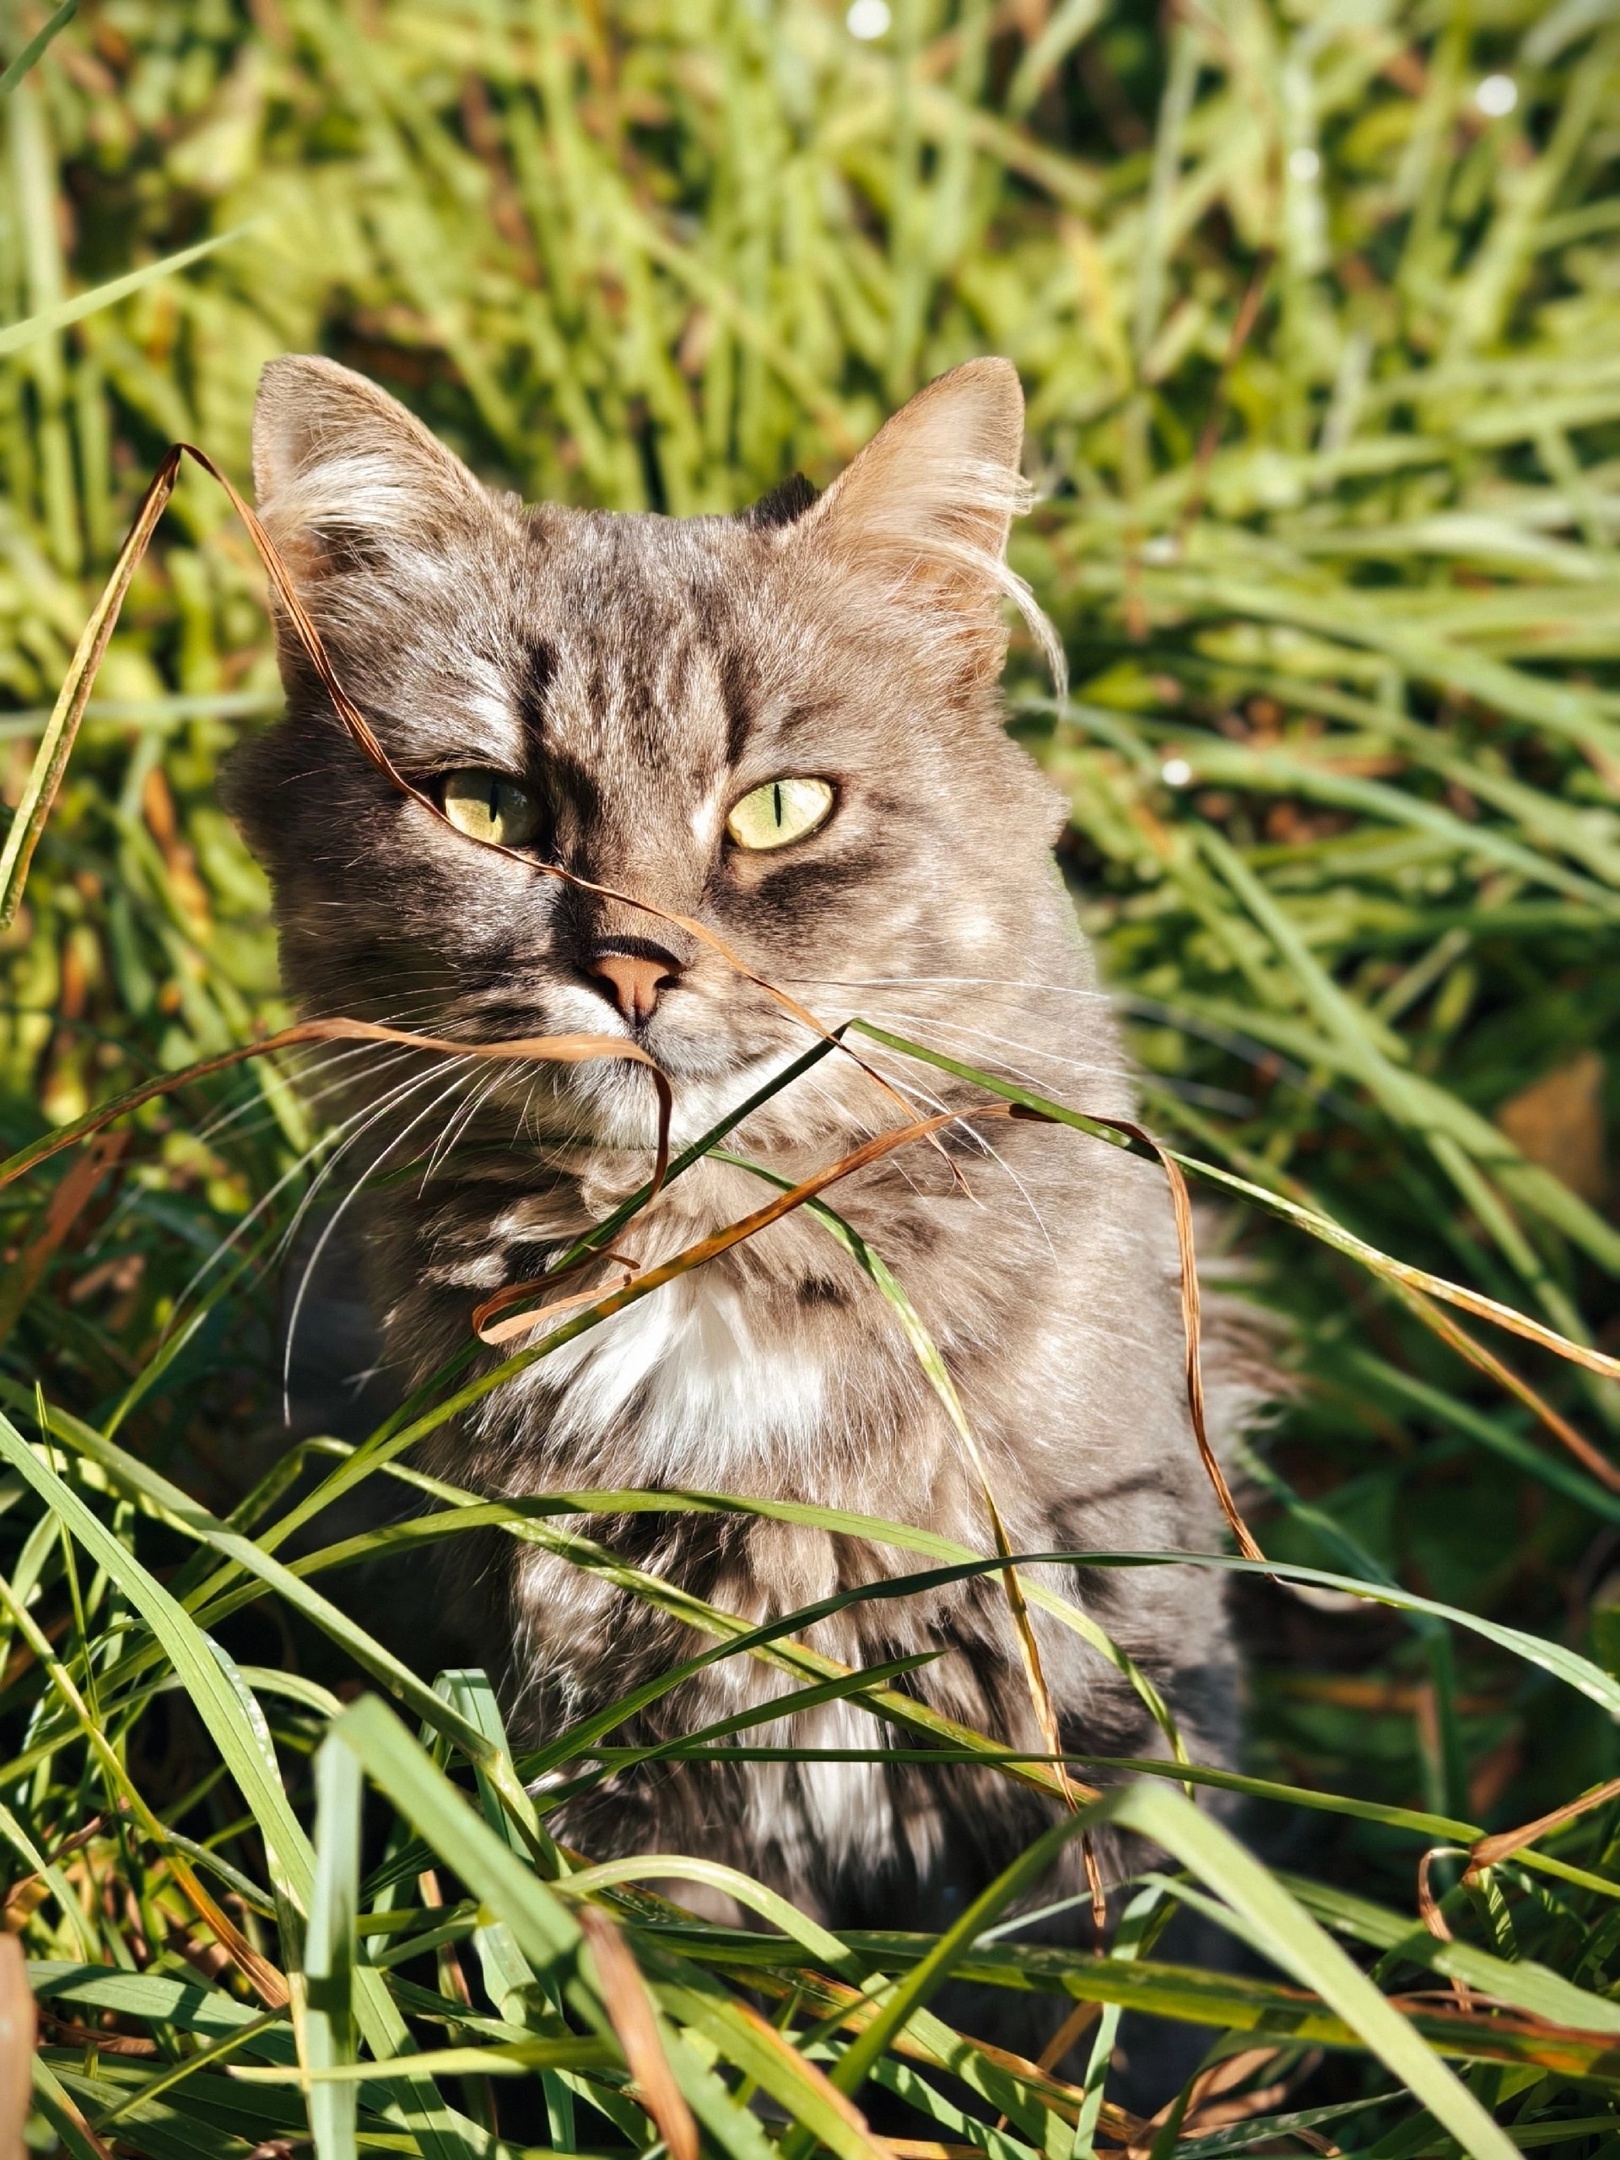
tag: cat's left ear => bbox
[796,358,1060,687]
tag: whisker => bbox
[170,1044,431,1311]
[516,1072,542,1147]
[794,1075,926,1198]
[185,978,464,1158]
[281,1058,478,1422]
[783,972,1115,1002]
[420,1064,509,1192]
[191,1036,425,1154]
[856,1053,1060,1259]
[854,1006,1133,1095]
[272,1055,471,1276]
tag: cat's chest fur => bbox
[414,1154,907,1499]
[532,1266,830,1486]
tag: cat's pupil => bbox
[772,782,783,827]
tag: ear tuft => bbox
[252,356,489,583]
[737,472,820,530]
[801,359,1062,691]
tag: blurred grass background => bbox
[2,0,1620,2150]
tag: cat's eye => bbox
[726,777,834,852]
[440,769,543,849]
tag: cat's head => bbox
[231,355,1072,1161]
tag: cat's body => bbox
[234,354,1265,1929]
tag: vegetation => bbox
[0,0,1617,2153]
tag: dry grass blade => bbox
[983,1509,1079,1803]
[0,1938,33,2160]
[0,446,182,928]
[1416,1848,1472,2010]
[160,1859,289,2007]
[1031,1997,1103,2082]
[753,1961,1130,2133]
[0,1130,125,1344]
[941,1418,1103,1844]
[882,2144,991,2158]
[1125,2047,1295,2158]
[471,1100,1026,1344]
[36,2012,155,2056]
[576,1906,699,2160]
[1150,1140,1264,1565]
[1008,1104,1265,1562]
[1465,1776,1620,1885]
[924,1398,1104,1852]
[0,1017,673,1198]
[1390,1282,1620,1495]
[31,2072,110,2160]
[1176,1153,1620,1385]
[473,1247,642,1344]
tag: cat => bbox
[231,352,1270,1944]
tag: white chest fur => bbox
[531,1269,826,1483]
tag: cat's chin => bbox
[557,1034,856,1163]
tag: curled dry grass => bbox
[0,0,1617,2155]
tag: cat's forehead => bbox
[512,507,783,774]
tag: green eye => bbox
[725,777,834,852]
[441,769,543,849]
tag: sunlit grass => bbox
[0,0,1616,2154]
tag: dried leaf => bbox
[577,1906,698,2160]
[1496,1051,1608,1207]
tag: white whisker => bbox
[795,1074,926,1198]
[857,1054,1060,1260]
[856,1007,1133,1097]
[784,972,1115,1002]
[272,1055,471,1276]
[168,1045,427,1316]
[420,1064,509,1191]
[281,1057,477,1422]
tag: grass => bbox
[0,0,1617,2152]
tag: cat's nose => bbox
[585,945,683,1023]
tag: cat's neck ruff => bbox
[520,1266,828,1486]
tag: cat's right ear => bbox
[252,355,491,587]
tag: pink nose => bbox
[586,951,679,1023]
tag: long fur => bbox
[230,354,1272,1934]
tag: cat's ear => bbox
[252,355,492,586]
[797,358,1061,687]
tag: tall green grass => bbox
[0,0,1617,2153]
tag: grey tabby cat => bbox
[233,353,1265,1930]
